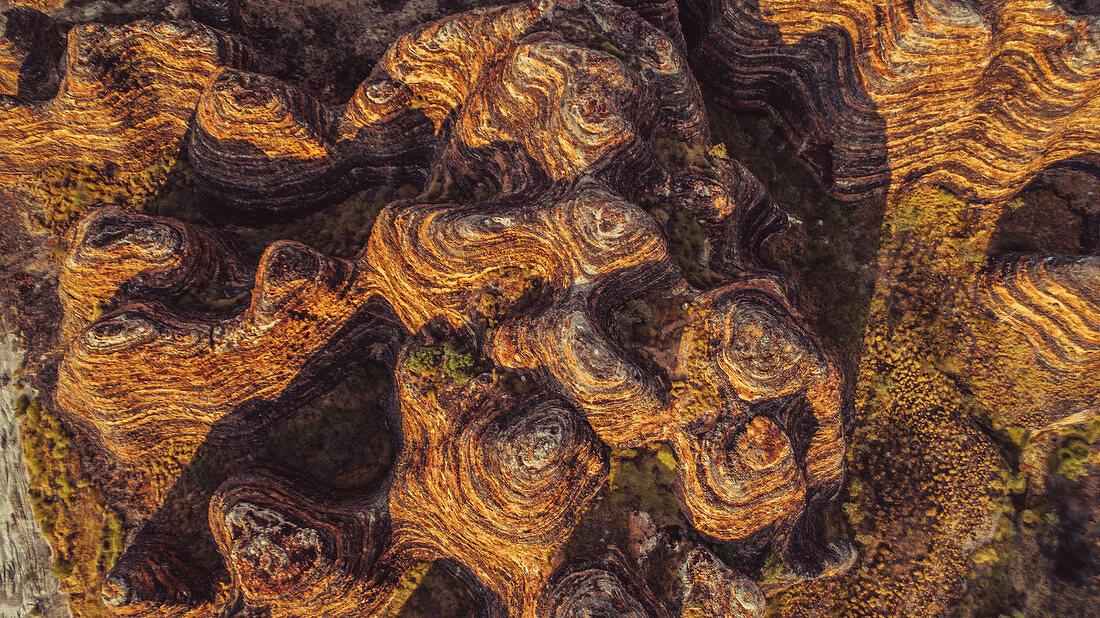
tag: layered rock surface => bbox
[0,16,245,189]
[57,210,401,513]
[981,253,1100,374]
[11,0,1096,615]
[680,0,1100,202]
[27,0,856,615]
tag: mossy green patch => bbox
[442,349,477,383]
[605,445,681,524]
[17,395,123,618]
[384,561,432,617]
[1048,424,1097,481]
[393,562,477,617]
[405,343,487,385]
[28,155,187,239]
[560,444,692,608]
[563,444,688,566]
[651,137,719,179]
[405,345,443,375]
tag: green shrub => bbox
[406,345,442,374]
[14,394,29,417]
[759,545,784,583]
[98,510,125,571]
[1049,437,1091,480]
[443,350,477,383]
[52,559,74,580]
[25,398,42,424]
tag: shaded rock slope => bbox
[0,0,1097,615]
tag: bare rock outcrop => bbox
[29,0,853,614]
[981,253,1100,374]
[679,0,1100,202]
[57,208,402,513]
[0,15,245,193]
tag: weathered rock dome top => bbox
[1,0,1097,615]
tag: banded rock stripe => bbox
[681,0,1100,202]
[41,1,853,614]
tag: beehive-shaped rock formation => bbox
[680,0,1100,202]
[38,0,854,614]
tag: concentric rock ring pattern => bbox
[680,0,1100,203]
[23,0,1100,614]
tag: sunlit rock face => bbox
[189,68,435,219]
[981,254,1100,375]
[679,0,1100,203]
[538,550,666,617]
[24,0,855,614]
[677,546,766,617]
[209,469,400,616]
[0,16,246,187]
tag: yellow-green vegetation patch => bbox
[473,266,543,330]
[16,395,124,618]
[442,349,477,383]
[560,444,690,608]
[392,562,477,617]
[405,342,485,385]
[27,155,185,238]
[774,187,1011,614]
[650,137,720,180]
[384,561,432,617]
[1048,419,1100,481]
[605,444,681,526]
[564,446,683,548]
[569,445,687,539]
[645,131,737,290]
[955,511,1024,616]
[406,345,443,375]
